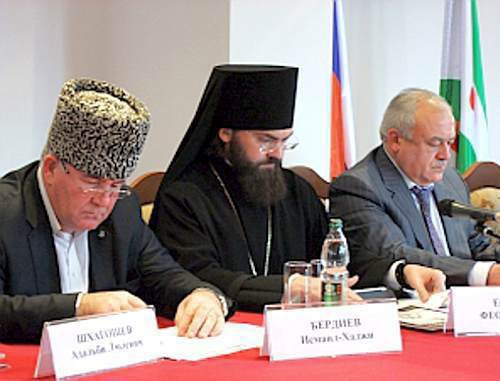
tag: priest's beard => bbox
[227,138,287,207]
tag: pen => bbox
[402,288,419,298]
[356,287,389,293]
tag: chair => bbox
[289,165,330,208]
[130,171,165,223]
[463,161,500,192]
[462,161,500,235]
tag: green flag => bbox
[440,0,489,173]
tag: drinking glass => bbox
[282,261,312,305]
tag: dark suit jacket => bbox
[330,146,498,288]
[0,162,210,342]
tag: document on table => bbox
[158,322,264,361]
[398,291,449,332]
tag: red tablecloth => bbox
[1,311,498,380]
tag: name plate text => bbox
[448,286,500,336]
[262,301,401,361]
[34,307,161,379]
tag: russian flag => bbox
[331,0,355,179]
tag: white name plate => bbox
[34,307,162,379]
[448,286,500,337]
[262,301,401,361]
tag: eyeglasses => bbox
[60,162,131,200]
[81,186,131,200]
[256,135,299,153]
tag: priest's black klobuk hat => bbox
[163,64,298,183]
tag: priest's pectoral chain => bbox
[209,163,271,276]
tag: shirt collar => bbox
[37,164,64,234]
[382,145,434,191]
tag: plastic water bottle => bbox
[320,218,349,303]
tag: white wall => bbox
[230,0,332,177]
[0,0,499,180]
[230,0,500,178]
[344,0,446,159]
[0,1,67,174]
[0,0,229,177]
[344,0,500,163]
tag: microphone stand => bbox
[475,220,500,240]
[473,220,500,264]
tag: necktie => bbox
[411,186,447,257]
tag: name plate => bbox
[261,301,401,361]
[447,286,500,336]
[34,307,162,379]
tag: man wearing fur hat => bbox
[0,78,229,342]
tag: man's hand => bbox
[76,291,147,317]
[403,264,446,302]
[487,264,500,285]
[346,275,362,302]
[175,289,225,339]
[312,274,362,302]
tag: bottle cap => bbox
[329,218,343,229]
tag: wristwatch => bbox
[74,292,85,314]
[195,288,229,317]
[395,262,410,289]
[215,292,229,317]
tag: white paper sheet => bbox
[158,322,264,361]
[398,291,449,331]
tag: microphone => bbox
[438,199,500,223]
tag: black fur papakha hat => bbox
[45,78,150,179]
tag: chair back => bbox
[130,171,165,223]
[463,161,500,192]
[463,161,500,235]
[289,165,330,203]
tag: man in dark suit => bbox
[331,88,500,294]
[0,78,229,342]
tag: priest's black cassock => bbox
[152,156,327,310]
[150,65,328,311]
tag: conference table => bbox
[1,311,499,380]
